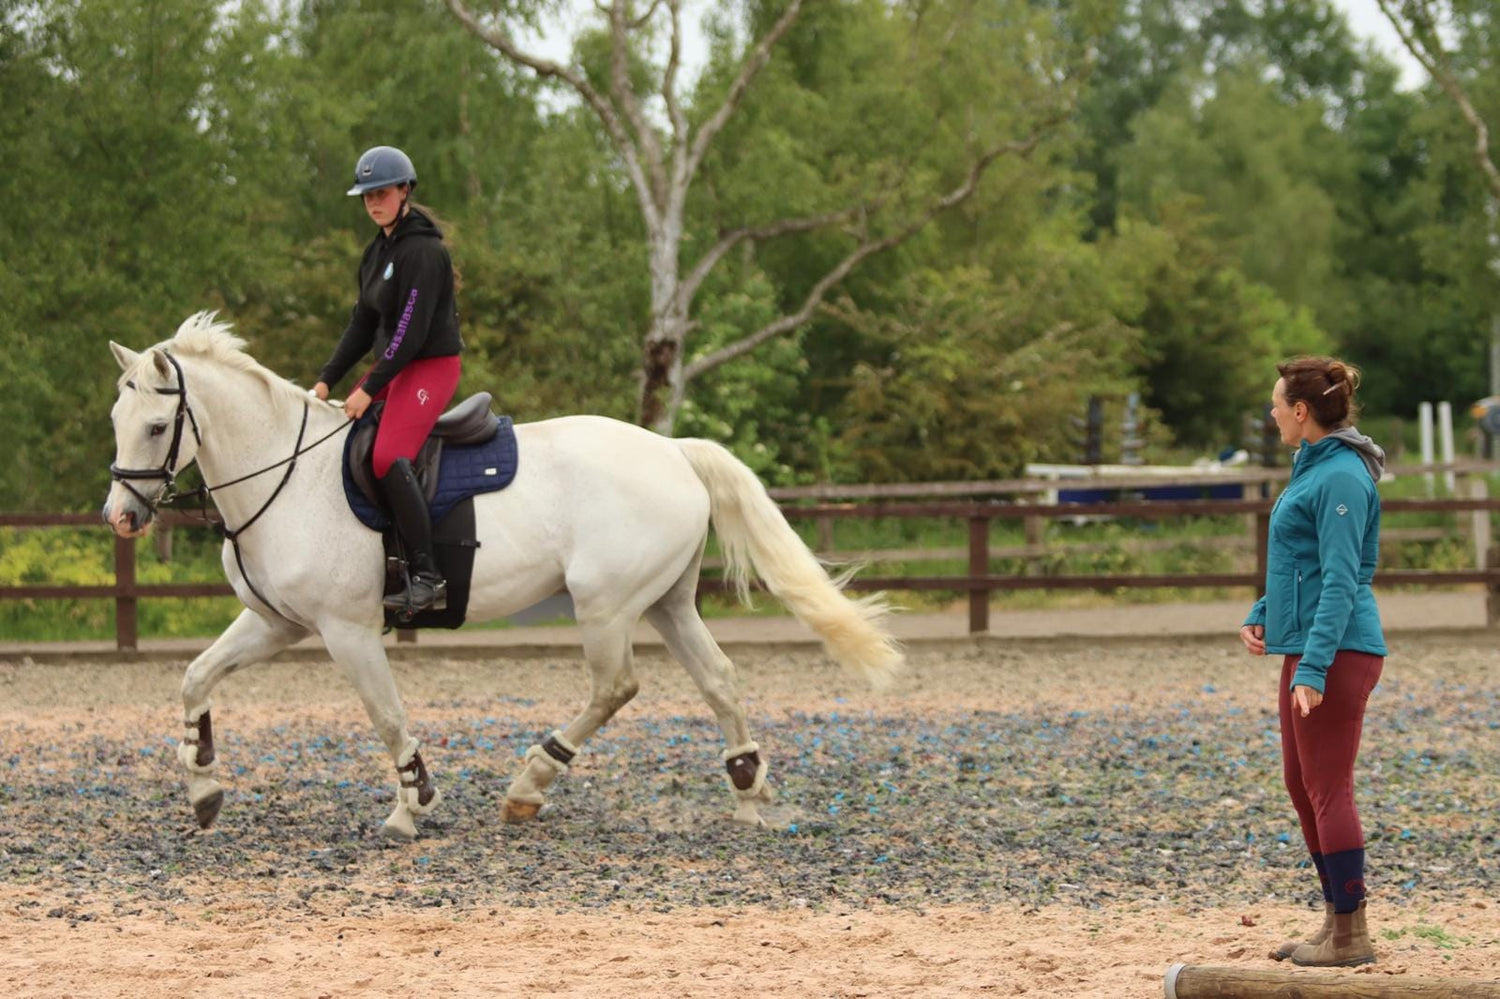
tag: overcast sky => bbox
[1334,0,1427,88]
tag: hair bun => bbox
[1327,361,1359,393]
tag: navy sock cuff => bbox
[1310,851,1332,903]
[1322,847,1366,913]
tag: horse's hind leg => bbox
[645,590,771,827]
[178,609,307,829]
[502,615,639,822]
[319,618,440,840]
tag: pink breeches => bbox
[361,355,462,479]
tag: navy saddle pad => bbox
[342,416,519,531]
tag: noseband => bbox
[109,350,202,510]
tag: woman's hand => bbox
[1292,685,1323,717]
[344,387,372,420]
[312,381,330,401]
[1239,623,1265,656]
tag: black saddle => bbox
[345,391,500,510]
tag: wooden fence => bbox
[4,461,1499,650]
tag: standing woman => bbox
[313,145,464,614]
[1240,357,1387,967]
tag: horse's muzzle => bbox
[103,493,155,538]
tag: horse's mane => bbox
[122,311,336,412]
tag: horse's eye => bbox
[150,424,168,437]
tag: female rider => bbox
[313,145,463,615]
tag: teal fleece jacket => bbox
[1243,429,1388,693]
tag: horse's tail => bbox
[675,438,903,690]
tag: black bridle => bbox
[109,351,203,510]
[109,350,351,617]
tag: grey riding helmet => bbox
[346,146,417,196]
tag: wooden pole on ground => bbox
[1164,963,1500,998]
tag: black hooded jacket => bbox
[318,207,463,396]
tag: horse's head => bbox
[103,342,203,537]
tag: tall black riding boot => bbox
[378,458,447,614]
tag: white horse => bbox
[102,313,902,838]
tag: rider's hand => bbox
[1292,685,1323,717]
[344,387,373,420]
[1239,623,1265,656]
[312,381,330,401]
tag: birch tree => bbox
[1374,2,1496,195]
[447,0,1097,433]
[1374,0,1500,392]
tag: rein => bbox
[111,350,353,618]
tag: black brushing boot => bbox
[379,458,447,615]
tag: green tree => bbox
[1076,0,1369,237]
[827,221,1148,479]
[1116,69,1354,319]
[1371,0,1500,407]
[1118,203,1329,445]
[449,0,1105,433]
[0,0,305,508]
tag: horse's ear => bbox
[150,348,172,378]
[109,341,140,371]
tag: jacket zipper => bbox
[1293,568,1302,632]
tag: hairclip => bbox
[1322,382,1340,395]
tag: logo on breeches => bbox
[417,389,430,406]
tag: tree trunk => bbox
[639,215,688,434]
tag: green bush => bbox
[0,525,240,641]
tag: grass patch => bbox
[1381,924,1473,949]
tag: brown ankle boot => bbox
[1290,900,1374,967]
[1271,902,1334,961]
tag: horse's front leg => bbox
[179,609,308,829]
[319,618,439,839]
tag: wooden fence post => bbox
[968,515,989,634]
[1488,545,1500,628]
[1023,514,1044,575]
[115,534,138,652]
[154,523,173,563]
[817,514,834,554]
[1471,475,1491,570]
[1240,482,1259,539]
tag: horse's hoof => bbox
[731,801,768,827]
[381,810,418,840]
[501,799,541,824]
[192,789,224,830]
